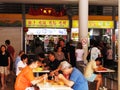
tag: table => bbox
[37,80,73,90]
[96,68,116,90]
[96,68,115,73]
[33,68,50,77]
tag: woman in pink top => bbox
[75,42,85,73]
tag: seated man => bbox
[16,54,28,76]
[15,59,48,90]
[37,52,50,70]
[48,51,60,71]
[56,61,88,90]
[84,57,103,90]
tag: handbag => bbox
[86,49,91,62]
[87,53,90,61]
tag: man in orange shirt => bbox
[15,59,47,90]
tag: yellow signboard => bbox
[72,20,114,29]
[26,19,69,28]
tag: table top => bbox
[33,67,50,73]
[96,68,115,73]
[33,70,50,73]
[37,80,73,90]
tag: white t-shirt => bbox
[75,49,84,61]
[90,47,101,60]
[16,60,27,76]
[84,60,97,78]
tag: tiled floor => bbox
[103,72,118,90]
[0,73,15,90]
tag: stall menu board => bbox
[26,19,69,28]
[27,28,67,35]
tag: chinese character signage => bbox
[26,19,69,28]
[72,20,114,29]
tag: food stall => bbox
[25,19,69,54]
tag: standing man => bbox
[5,40,15,72]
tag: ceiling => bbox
[0,0,118,6]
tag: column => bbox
[118,0,120,90]
[22,4,26,52]
[112,6,116,61]
[79,0,88,61]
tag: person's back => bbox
[15,50,25,71]
[84,60,97,78]
[70,67,88,90]
[90,47,101,60]
[76,49,84,61]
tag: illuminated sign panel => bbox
[72,20,114,29]
[26,19,69,28]
[27,28,67,35]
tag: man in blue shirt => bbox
[57,61,88,90]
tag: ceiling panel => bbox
[0,0,118,6]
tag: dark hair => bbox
[0,45,7,53]
[95,57,102,62]
[58,39,65,45]
[21,54,28,61]
[48,51,55,57]
[76,42,83,49]
[27,58,40,65]
[0,45,6,50]
[56,45,61,51]
[38,53,45,58]
[5,40,10,45]
[93,41,98,47]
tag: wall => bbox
[0,27,22,58]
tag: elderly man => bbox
[56,61,88,90]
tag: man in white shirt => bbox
[90,42,101,61]
[16,54,28,76]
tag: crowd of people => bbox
[0,38,117,90]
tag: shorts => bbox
[0,66,10,75]
[86,73,97,82]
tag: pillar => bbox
[22,4,26,52]
[112,6,116,61]
[118,0,120,90]
[79,0,88,61]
